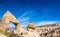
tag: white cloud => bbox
[17,11,35,27]
[17,12,30,27]
[18,17,29,21]
[18,12,30,22]
[20,12,27,17]
[36,21,58,26]
[18,10,34,22]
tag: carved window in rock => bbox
[9,22,15,31]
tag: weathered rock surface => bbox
[25,22,40,37]
[0,33,7,37]
[0,10,40,37]
[27,22,35,29]
[14,24,25,34]
[13,22,40,37]
[1,10,21,33]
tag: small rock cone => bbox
[27,22,35,29]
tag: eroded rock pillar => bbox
[26,22,40,37]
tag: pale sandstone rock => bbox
[2,10,19,29]
[53,30,60,37]
[27,22,35,29]
[0,33,7,37]
[14,24,25,34]
[25,22,40,37]
[0,10,40,37]
[2,10,20,33]
[13,22,40,37]
[21,29,40,37]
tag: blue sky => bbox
[0,0,60,27]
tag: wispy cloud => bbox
[17,13,29,27]
[18,12,30,22]
[17,11,34,27]
[18,17,29,21]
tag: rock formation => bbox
[1,10,60,37]
[1,10,25,34]
[25,22,40,37]
[14,24,25,34]
[27,22,35,30]
[0,10,40,37]
[0,20,5,31]
[53,30,60,37]
[2,10,18,28]
[13,22,40,37]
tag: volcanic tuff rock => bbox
[27,22,36,29]
[0,10,40,37]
